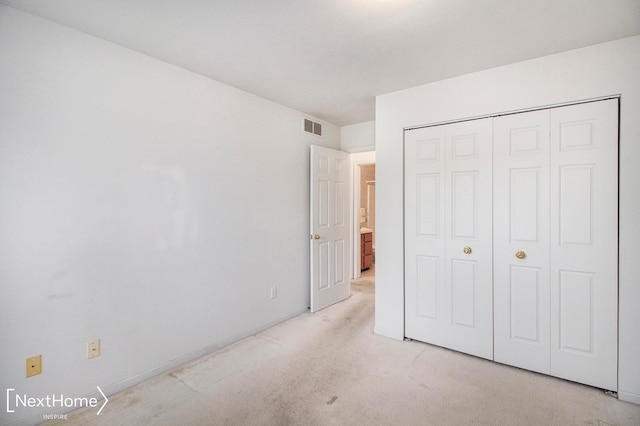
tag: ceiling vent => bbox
[303,118,322,136]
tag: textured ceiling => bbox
[2,0,639,126]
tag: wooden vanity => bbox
[361,230,373,270]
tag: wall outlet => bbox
[26,355,42,378]
[270,286,278,299]
[88,339,101,359]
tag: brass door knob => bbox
[516,250,526,259]
[313,234,321,240]
[463,246,472,254]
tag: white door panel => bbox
[493,109,550,374]
[550,99,618,390]
[405,125,447,347]
[444,120,493,360]
[405,119,493,360]
[310,146,350,313]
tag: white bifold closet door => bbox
[405,119,493,360]
[550,100,618,390]
[493,99,618,391]
[493,109,552,374]
[406,98,618,391]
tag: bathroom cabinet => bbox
[361,231,373,270]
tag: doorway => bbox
[361,166,375,268]
[351,151,376,279]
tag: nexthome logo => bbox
[6,386,108,416]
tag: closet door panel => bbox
[493,110,550,374]
[405,126,447,346]
[405,118,493,360]
[550,99,618,391]
[444,119,493,360]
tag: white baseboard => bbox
[618,390,640,405]
[101,306,309,397]
[6,307,309,426]
[373,325,404,340]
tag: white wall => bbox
[0,6,339,425]
[375,35,640,404]
[340,121,375,153]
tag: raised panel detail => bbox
[334,239,345,285]
[510,266,540,342]
[318,241,330,290]
[452,172,477,239]
[510,168,539,242]
[452,134,477,159]
[319,156,329,173]
[417,174,439,236]
[417,256,438,319]
[417,138,440,162]
[451,259,475,328]
[559,270,594,353]
[334,181,345,226]
[560,120,595,151]
[560,165,593,245]
[510,127,540,155]
[318,180,329,228]
[335,158,344,174]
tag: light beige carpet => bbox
[49,268,640,425]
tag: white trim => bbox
[344,144,376,153]
[404,95,620,131]
[374,326,404,340]
[618,390,640,405]
[105,307,308,392]
[10,308,308,426]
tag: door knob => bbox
[313,234,321,240]
[516,250,526,259]
[463,246,472,254]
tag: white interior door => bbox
[493,109,551,374]
[405,125,447,347]
[549,99,618,391]
[405,119,493,360]
[310,145,350,313]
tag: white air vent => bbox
[303,118,322,136]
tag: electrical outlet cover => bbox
[26,355,42,378]
[88,339,101,359]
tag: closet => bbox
[404,99,619,391]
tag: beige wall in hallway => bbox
[360,164,376,242]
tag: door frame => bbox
[351,151,376,279]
